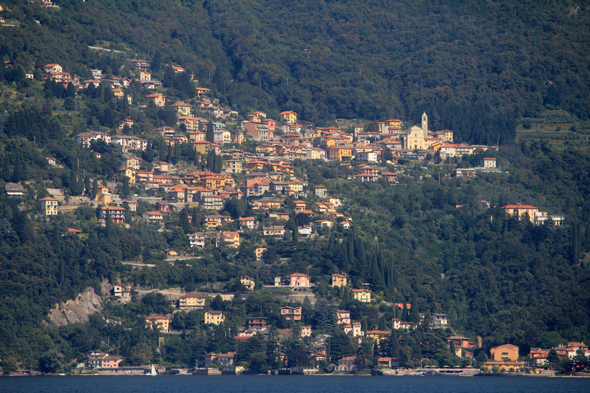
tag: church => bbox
[405,112,428,150]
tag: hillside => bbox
[0,0,589,375]
[1,1,590,142]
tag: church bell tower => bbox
[421,112,428,135]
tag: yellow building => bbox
[406,126,426,150]
[125,156,140,170]
[331,274,347,287]
[95,185,112,205]
[204,310,225,325]
[279,111,298,124]
[119,167,136,184]
[327,145,353,161]
[146,93,166,107]
[171,101,191,117]
[177,294,206,309]
[145,316,170,332]
[501,204,539,222]
[352,288,372,303]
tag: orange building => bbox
[490,344,519,361]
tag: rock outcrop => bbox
[49,282,111,326]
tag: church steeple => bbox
[421,112,428,134]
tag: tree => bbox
[152,50,162,73]
[313,299,337,332]
[409,293,420,323]
[39,350,64,373]
[389,330,400,358]
[122,176,130,197]
[129,343,153,365]
[179,209,191,233]
[206,121,214,143]
[92,178,98,199]
[223,198,246,219]
[143,142,154,163]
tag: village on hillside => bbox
[1,57,578,377]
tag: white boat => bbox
[149,364,157,376]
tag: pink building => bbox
[289,273,310,287]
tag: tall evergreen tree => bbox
[92,178,98,199]
[206,121,214,143]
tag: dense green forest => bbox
[1,0,590,143]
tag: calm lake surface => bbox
[1,375,589,393]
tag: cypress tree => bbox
[2,155,11,181]
[92,178,98,199]
[122,176,130,197]
[410,292,420,323]
[206,121,214,143]
[389,331,399,358]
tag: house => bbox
[177,294,206,309]
[501,203,539,222]
[146,316,170,332]
[255,248,267,261]
[351,289,371,303]
[214,231,240,248]
[155,200,170,213]
[483,157,496,168]
[205,352,236,366]
[239,217,256,230]
[119,167,136,184]
[171,101,191,117]
[446,336,475,350]
[87,352,124,369]
[244,122,273,141]
[139,71,151,82]
[204,311,225,325]
[280,306,302,321]
[327,145,353,161]
[354,174,379,182]
[377,357,401,368]
[187,232,206,248]
[5,183,24,198]
[366,330,392,345]
[44,63,63,73]
[98,206,126,223]
[337,310,351,325]
[279,111,298,124]
[391,318,413,330]
[301,326,312,337]
[490,344,519,362]
[143,211,164,222]
[289,273,310,287]
[313,220,333,229]
[247,317,268,331]
[262,225,285,236]
[240,276,256,291]
[431,313,448,326]
[382,172,399,183]
[315,185,327,198]
[195,87,211,97]
[112,284,132,301]
[331,274,347,287]
[335,356,360,373]
[529,349,549,366]
[146,93,166,107]
[40,196,59,216]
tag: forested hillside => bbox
[0,0,589,374]
[1,0,590,143]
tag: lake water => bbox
[1,375,589,393]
